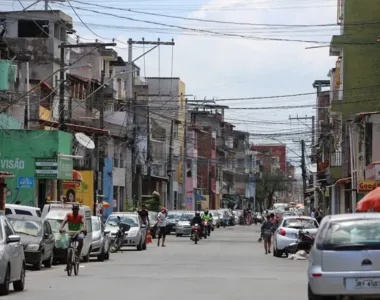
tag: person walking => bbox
[261,215,274,254]
[157,207,167,247]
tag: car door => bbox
[4,219,21,280]
[43,221,54,260]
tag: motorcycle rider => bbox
[201,209,212,235]
[190,212,203,239]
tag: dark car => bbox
[165,212,181,234]
[148,211,158,238]
[8,215,55,270]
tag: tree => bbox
[255,172,286,210]
[144,191,161,212]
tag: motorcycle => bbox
[191,223,201,244]
[109,216,131,253]
[284,229,315,257]
[203,220,210,238]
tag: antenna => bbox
[22,0,66,11]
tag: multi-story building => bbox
[251,144,287,174]
[327,0,380,212]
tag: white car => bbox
[273,216,319,257]
[176,213,195,236]
[308,213,380,299]
[0,216,25,295]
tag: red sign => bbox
[358,180,380,193]
[63,181,80,189]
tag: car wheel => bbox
[83,248,91,262]
[137,238,143,251]
[13,263,25,292]
[176,234,180,237]
[97,247,105,262]
[44,252,53,268]
[105,247,110,260]
[0,266,10,295]
[275,248,283,257]
[308,284,334,300]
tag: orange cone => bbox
[146,230,152,244]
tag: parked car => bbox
[148,211,158,238]
[176,213,195,237]
[165,212,181,234]
[0,216,25,295]
[90,216,110,261]
[105,213,147,251]
[210,210,221,228]
[44,204,93,263]
[8,215,55,270]
[308,213,380,300]
[273,216,319,257]
[5,204,41,218]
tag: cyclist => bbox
[59,203,86,258]
[201,209,212,235]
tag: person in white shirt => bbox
[157,207,167,247]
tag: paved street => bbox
[11,226,307,299]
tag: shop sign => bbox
[358,180,380,193]
[365,164,380,180]
[35,158,73,179]
[17,176,34,188]
[35,158,58,178]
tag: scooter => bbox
[284,229,314,257]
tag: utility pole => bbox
[167,120,174,209]
[301,140,307,203]
[182,98,188,209]
[58,42,116,211]
[147,104,152,194]
[126,38,175,207]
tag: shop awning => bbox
[73,170,83,181]
[335,177,351,185]
[0,171,13,179]
[39,120,109,136]
[195,192,206,201]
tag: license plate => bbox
[349,278,380,289]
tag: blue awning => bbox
[195,192,206,201]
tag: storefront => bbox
[0,130,73,207]
[0,172,14,215]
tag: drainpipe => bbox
[348,123,357,212]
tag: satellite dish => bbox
[75,132,95,149]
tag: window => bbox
[4,220,14,237]
[5,208,11,215]
[14,209,33,216]
[283,218,318,229]
[321,218,380,250]
[18,20,49,38]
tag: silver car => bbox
[176,213,195,237]
[308,213,380,299]
[105,213,147,251]
[90,216,110,261]
[273,216,319,257]
[0,216,25,295]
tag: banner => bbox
[63,171,94,208]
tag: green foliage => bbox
[255,172,286,210]
[144,192,161,212]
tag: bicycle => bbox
[62,230,82,276]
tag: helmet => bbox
[195,212,200,216]
[204,209,209,214]
[72,203,80,212]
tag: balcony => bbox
[330,151,342,167]
[151,139,166,162]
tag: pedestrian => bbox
[261,215,274,254]
[138,204,149,226]
[157,207,167,247]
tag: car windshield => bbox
[148,212,158,220]
[283,218,318,229]
[47,219,67,233]
[92,218,101,231]
[167,214,179,219]
[180,214,194,221]
[106,215,139,227]
[9,219,42,237]
[322,218,380,250]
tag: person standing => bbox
[157,207,167,247]
[139,204,149,227]
[261,215,274,254]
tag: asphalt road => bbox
[9,225,308,299]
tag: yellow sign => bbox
[63,171,94,209]
[358,180,380,193]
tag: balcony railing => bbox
[330,151,342,167]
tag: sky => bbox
[4,0,339,173]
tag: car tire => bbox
[176,234,180,237]
[82,248,91,262]
[97,247,105,262]
[275,248,283,258]
[33,256,42,270]
[44,253,53,268]
[0,266,10,295]
[105,247,110,260]
[13,263,25,292]
[308,284,335,300]
[137,238,143,251]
